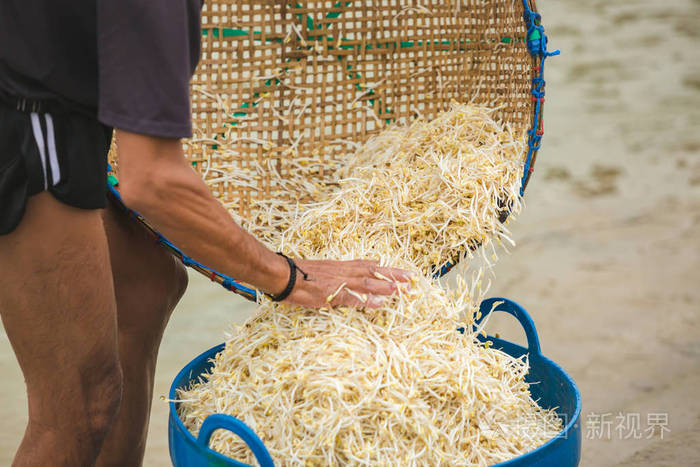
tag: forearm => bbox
[115,130,410,308]
[115,133,288,295]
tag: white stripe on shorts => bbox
[30,112,48,190]
[44,113,61,185]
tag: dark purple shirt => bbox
[0,0,202,138]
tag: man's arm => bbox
[115,130,409,307]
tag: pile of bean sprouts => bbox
[263,104,524,274]
[178,270,562,466]
[177,104,562,465]
[201,103,524,273]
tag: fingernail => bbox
[368,296,385,308]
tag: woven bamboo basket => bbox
[108,0,557,300]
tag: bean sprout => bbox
[177,104,561,466]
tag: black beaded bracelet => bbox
[266,253,308,302]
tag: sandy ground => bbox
[1,0,699,465]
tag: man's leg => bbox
[95,201,188,466]
[0,192,122,466]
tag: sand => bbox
[1,0,699,465]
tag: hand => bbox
[282,259,412,309]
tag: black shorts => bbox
[0,94,113,235]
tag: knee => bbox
[141,254,188,331]
[156,255,188,317]
[82,359,123,444]
[22,358,122,464]
[169,257,189,307]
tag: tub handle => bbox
[474,297,542,356]
[196,414,275,467]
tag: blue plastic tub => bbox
[168,298,581,466]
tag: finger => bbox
[347,277,398,296]
[341,262,413,282]
[369,266,413,282]
[297,262,413,289]
[330,290,385,309]
[315,261,410,281]
[365,295,386,308]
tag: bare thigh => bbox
[0,192,121,466]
